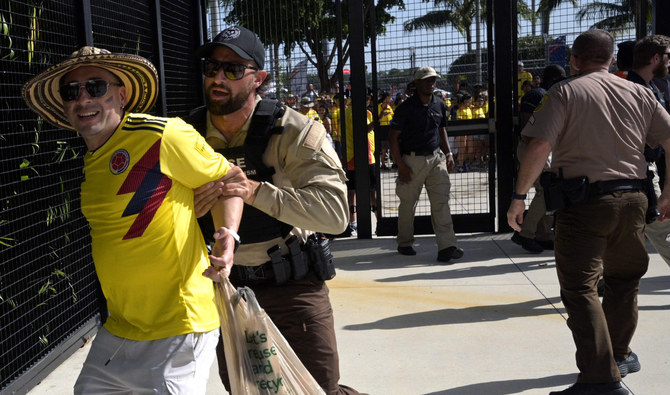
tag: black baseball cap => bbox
[196,26,265,69]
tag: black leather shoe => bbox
[437,246,464,263]
[616,352,641,377]
[511,231,543,253]
[397,246,416,256]
[549,382,628,395]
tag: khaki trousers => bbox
[516,138,553,240]
[395,151,457,250]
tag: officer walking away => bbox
[22,46,243,393]
[388,66,463,263]
[185,26,363,395]
[507,29,670,395]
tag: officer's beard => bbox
[653,61,669,79]
[205,82,253,116]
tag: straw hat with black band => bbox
[22,46,158,131]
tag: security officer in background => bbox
[185,26,362,395]
[508,29,670,395]
[389,66,463,263]
[627,34,670,268]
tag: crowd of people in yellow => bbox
[284,76,498,175]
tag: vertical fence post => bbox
[75,0,94,47]
[153,0,168,116]
[654,0,670,36]
[494,0,515,233]
[348,0,372,238]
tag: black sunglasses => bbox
[202,59,258,80]
[59,78,121,102]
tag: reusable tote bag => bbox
[215,276,326,395]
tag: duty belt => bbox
[228,233,336,286]
[402,148,438,156]
[589,179,646,196]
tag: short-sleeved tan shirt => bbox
[522,69,670,182]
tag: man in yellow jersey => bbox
[299,96,320,121]
[22,46,243,394]
[517,60,533,98]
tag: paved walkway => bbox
[27,233,670,395]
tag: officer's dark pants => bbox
[554,191,649,384]
[217,272,360,395]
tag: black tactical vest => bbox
[186,100,293,245]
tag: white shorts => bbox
[74,327,219,395]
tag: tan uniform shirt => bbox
[523,69,670,182]
[205,96,348,265]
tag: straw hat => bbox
[300,96,314,108]
[22,46,158,130]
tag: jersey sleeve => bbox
[159,118,231,188]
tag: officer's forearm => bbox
[516,137,552,195]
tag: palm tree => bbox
[404,0,533,52]
[537,0,578,37]
[577,0,651,34]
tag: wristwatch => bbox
[224,227,241,252]
[512,192,527,200]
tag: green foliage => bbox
[1,9,16,60]
[445,35,569,85]
[404,1,534,52]
[219,0,405,91]
[577,0,650,35]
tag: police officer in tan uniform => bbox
[186,26,362,395]
[508,29,670,395]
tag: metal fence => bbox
[208,0,639,236]
[0,0,658,392]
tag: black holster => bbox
[540,169,590,214]
[305,233,336,281]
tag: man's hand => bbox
[397,162,413,183]
[446,155,455,172]
[507,199,526,231]
[194,180,224,218]
[220,165,260,204]
[658,191,670,222]
[202,227,237,282]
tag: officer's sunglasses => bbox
[59,78,121,102]
[202,59,258,80]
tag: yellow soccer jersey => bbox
[457,107,473,120]
[378,103,394,126]
[344,108,375,170]
[472,106,486,119]
[331,107,341,142]
[81,113,231,341]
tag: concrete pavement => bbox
[26,233,670,395]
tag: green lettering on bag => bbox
[256,377,284,394]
